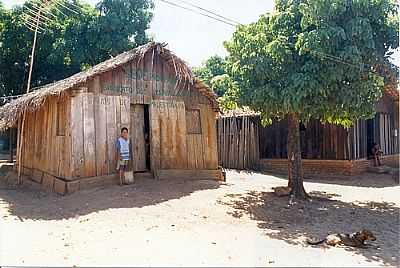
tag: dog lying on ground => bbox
[307,229,376,248]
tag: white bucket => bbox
[124,171,135,184]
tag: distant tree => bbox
[224,0,399,199]
[194,55,227,96]
[210,74,239,111]
[0,0,153,96]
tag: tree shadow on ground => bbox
[0,174,222,221]
[258,170,398,188]
[219,190,399,266]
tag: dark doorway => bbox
[144,104,150,170]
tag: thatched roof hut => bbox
[3,42,222,194]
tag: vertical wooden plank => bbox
[106,96,117,174]
[83,93,96,177]
[389,115,393,154]
[159,102,169,169]
[64,96,72,179]
[386,115,390,154]
[39,104,46,169]
[136,59,144,103]
[196,133,205,169]
[71,95,84,178]
[382,115,385,154]
[238,117,244,169]
[199,104,217,169]
[168,102,177,168]
[333,125,338,159]
[175,102,188,168]
[116,96,122,132]
[155,55,163,97]
[353,121,357,159]
[121,63,131,96]
[24,112,32,169]
[120,96,130,129]
[144,50,153,99]
[131,104,147,171]
[44,101,51,172]
[30,111,36,169]
[53,98,59,175]
[49,99,57,174]
[130,61,138,103]
[95,94,108,176]
[100,70,114,95]
[162,61,171,98]
[186,135,194,169]
[150,100,161,174]
[33,109,40,169]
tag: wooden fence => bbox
[216,115,260,169]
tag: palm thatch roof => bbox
[0,42,218,130]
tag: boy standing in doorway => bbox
[116,127,130,185]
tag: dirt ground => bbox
[0,160,399,267]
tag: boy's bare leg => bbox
[377,156,382,166]
[119,170,123,185]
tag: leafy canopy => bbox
[224,0,399,127]
[193,55,228,96]
[0,0,153,96]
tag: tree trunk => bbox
[287,113,308,199]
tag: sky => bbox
[2,0,399,68]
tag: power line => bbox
[173,0,241,25]
[158,0,238,27]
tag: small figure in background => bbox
[371,143,383,167]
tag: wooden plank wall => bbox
[258,119,354,160]
[259,119,287,159]
[131,104,147,171]
[71,93,130,179]
[348,119,368,160]
[200,104,218,169]
[20,96,72,178]
[150,100,188,170]
[21,51,220,181]
[376,113,397,155]
[217,115,260,169]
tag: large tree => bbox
[0,0,153,96]
[224,0,399,199]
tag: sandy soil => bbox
[0,161,399,267]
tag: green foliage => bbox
[193,55,228,96]
[224,0,398,127]
[210,74,239,111]
[0,0,153,96]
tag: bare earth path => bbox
[0,165,399,267]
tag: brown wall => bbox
[19,95,72,179]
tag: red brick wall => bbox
[378,154,399,168]
[259,158,372,176]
